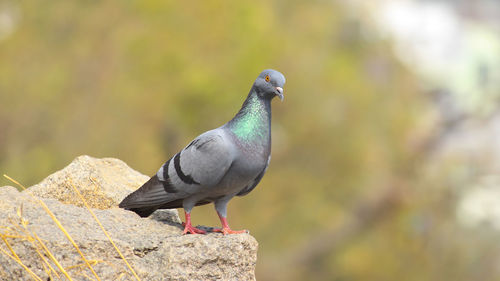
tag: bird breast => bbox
[209,149,267,196]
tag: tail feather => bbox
[126,206,159,218]
[119,175,176,217]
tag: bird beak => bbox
[275,87,284,101]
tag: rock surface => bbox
[28,155,150,209]
[0,156,258,281]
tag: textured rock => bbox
[0,156,258,281]
[28,155,150,209]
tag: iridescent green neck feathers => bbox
[227,91,271,143]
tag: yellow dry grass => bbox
[0,174,142,281]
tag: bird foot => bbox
[182,222,206,235]
[213,227,248,235]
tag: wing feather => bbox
[167,129,235,193]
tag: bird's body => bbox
[119,69,285,234]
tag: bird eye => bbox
[265,75,270,82]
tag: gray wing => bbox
[119,128,235,217]
[160,128,235,195]
[236,155,270,196]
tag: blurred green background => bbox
[2,0,500,280]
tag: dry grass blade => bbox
[0,235,43,281]
[2,212,69,280]
[0,234,22,261]
[70,178,142,281]
[18,231,57,280]
[65,259,101,270]
[4,174,101,281]
[32,233,64,280]
[16,205,60,280]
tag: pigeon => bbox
[119,69,285,235]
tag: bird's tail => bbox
[119,175,176,217]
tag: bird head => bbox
[253,69,285,101]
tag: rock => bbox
[0,156,258,281]
[28,155,149,209]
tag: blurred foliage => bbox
[0,0,497,280]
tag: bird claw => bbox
[213,227,248,235]
[182,223,206,235]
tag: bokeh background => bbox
[2,0,500,280]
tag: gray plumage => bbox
[119,69,285,232]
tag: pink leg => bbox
[213,212,247,235]
[182,211,206,235]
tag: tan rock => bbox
[27,155,148,209]
[0,156,258,281]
